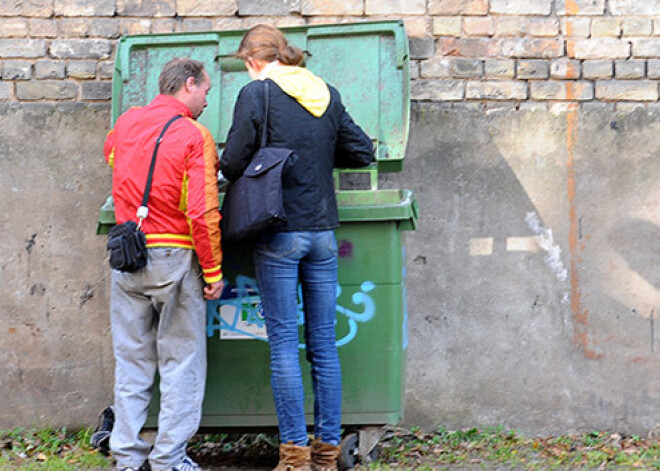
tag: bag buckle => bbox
[136,206,148,229]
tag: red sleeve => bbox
[185,120,223,283]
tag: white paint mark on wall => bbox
[469,237,493,256]
[525,211,568,282]
[506,237,541,253]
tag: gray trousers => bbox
[109,248,207,470]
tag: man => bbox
[104,58,224,471]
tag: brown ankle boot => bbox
[311,440,341,471]
[273,443,311,471]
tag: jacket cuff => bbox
[202,265,223,284]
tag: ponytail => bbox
[237,24,304,66]
[280,45,304,66]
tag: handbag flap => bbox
[244,147,295,177]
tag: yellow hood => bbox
[263,66,330,118]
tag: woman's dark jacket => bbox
[221,78,374,232]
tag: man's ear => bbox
[184,75,196,91]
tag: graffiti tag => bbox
[207,275,376,348]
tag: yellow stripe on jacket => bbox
[145,233,194,249]
[185,118,223,283]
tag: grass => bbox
[3,426,660,469]
[0,427,110,470]
[363,426,660,470]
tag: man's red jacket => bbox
[104,94,222,283]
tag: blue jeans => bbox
[254,230,342,446]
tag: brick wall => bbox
[2,0,660,108]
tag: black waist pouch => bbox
[107,220,148,272]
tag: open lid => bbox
[112,20,409,172]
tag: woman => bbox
[221,24,374,471]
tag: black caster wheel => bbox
[339,432,379,470]
[339,433,359,470]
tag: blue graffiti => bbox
[335,281,375,347]
[206,275,376,348]
[206,276,265,340]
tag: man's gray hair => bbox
[158,58,206,95]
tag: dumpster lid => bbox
[111,21,410,172]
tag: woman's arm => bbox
[334,101,375,168]
[220,84,263,181]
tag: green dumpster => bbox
[97,21,417,466]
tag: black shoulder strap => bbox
[261,81,270,149]
[141,114,183,209]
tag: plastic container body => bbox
[97,21,418,429]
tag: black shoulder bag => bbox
[107,115,182,272]
[221,81,297,243]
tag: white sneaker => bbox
[171,456,201,471]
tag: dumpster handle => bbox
[333,165,378,192]
[119,33,221,81]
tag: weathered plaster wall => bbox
[0,103,113,427]
[4,101,660,436]
[383,103,660,434]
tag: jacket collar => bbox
[150,94,193,118]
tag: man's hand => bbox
[203,280,224,300]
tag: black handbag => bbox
[107,220,147,273]
[107,114,182,272]
[221,81,297,243]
